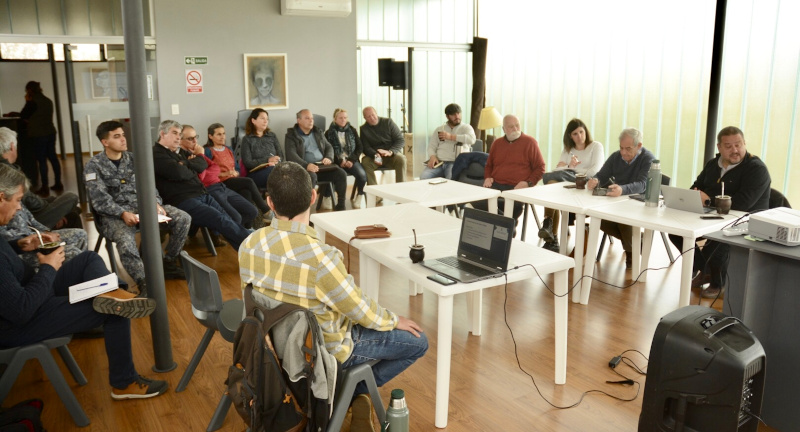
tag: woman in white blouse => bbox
[539,118,605,251]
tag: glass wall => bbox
[357,0,474,178]
[479,0,800,205]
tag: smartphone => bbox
[700,215,724,220]
[427,273,456,285]
[428,178,447,185]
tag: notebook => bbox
[661,186,716,214]
[421,208,515,283]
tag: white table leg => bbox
[503,198,514,221]
[573,214,586,299]
[434,295,455,428]
[317,227,327,243]
[360,251,381,299]
[366,193,376,208]
[580,217,602,304]
[639,229,654,282]
[554,269,568,385]
[488,197,498,214]
[631,227,642,278]
[679,235,695,306]
[465,289,483,336]
[558,209,569,255]
[408,280,421,296]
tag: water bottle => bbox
[644,159,662,207]
[385,389,409,432]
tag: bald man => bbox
[359,106,406,185]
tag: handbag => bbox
[353,224,391,239]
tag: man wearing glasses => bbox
[587,127,655,269]
[179,125,257,229]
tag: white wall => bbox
[153,0,358,145]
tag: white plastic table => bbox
[359,230,574,428]
[364,178,500,214]
[501,182,628,302]
[582,199,744,306]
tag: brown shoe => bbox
[701,285,723,299]
[93,289,156,319]
[111,376,168,400]
[350,394,376,432]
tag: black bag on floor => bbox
[0,399,45,432]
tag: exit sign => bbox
[184,56,208,65]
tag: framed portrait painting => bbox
[244,53,288,110]
[90,68,111,99]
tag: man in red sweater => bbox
[474,114,545,221]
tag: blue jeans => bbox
[176,194,252,251]
[420,162,454,180]
[32,134,61,186]
[247,165,275,189]
[0,251,137,389]
[341,325,428,396]
[343,161,367,195]
[207,183,258,227]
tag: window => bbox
[0,43,103,61]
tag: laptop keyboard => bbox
[436,256,497,277]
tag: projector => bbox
[748,207,800,246]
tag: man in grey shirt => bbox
[359,106,406,185]
[421,103,475,180]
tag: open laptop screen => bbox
[458,208,515,271]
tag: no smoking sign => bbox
[185,69,203,94]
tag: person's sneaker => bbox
[320,196,333,211]
[36,186,49,198]
[538,217,556,243]
[691,270,711,289]
[111,376,168,400]
[334,202,347,211]
[543,241,560,253]
[350,394,376,432]
[701,284,723,299]
[163,258,186,280]
[93,289,156,319]
[351,196,363,209]
[50,183,64,192]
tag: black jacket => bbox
[691,152,771,212]
[284,126,334,167]
[152,143,208,206]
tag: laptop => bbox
[661,185,716,214]
[421,208,515,283]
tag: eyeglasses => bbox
[183,136,198,141]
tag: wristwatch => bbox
[526,181,533,187]
[704,198,711,206]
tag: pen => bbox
[77,282,108,292]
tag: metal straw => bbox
[28,225,44,246]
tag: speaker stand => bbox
[386,87,392,120]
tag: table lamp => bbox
[477,107,502,152]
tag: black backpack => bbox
[0,399,45,432]
[226,285,330,432]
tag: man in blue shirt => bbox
[588,127,655,268]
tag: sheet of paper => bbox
[68,273,118,304]
[133,214,173,223]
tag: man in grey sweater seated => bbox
[359,106,406,186]
[587,127,655,269]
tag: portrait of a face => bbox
[244,54,288,110]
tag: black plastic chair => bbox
[0,336,89,427]
[177,251,244,431]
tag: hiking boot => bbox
[350,394,376,432]
[93,289,156,319]
[543,240,560,253]
[163,257,186,280]
[111,376,168,400]
[701,284,723,299]
[134,281,147,298]
[538,217,556,243]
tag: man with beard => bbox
[472,114,545,222]
[670,126,770,298]
[421,103,476,180]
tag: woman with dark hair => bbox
[239,109,284,189]
[324,108,367,208]
[0,163,167,400]
[204,123,271,226]
[539,118,605,251]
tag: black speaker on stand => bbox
[377,58,394,119]
[391,61,409,132]
[639,306,766,432]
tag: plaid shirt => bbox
[239,219,398,362]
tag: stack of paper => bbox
[69,273,118,304]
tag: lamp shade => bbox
[477,107,503,130]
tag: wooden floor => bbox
[5,157,777,431]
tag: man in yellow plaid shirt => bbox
[239,162,427,432]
